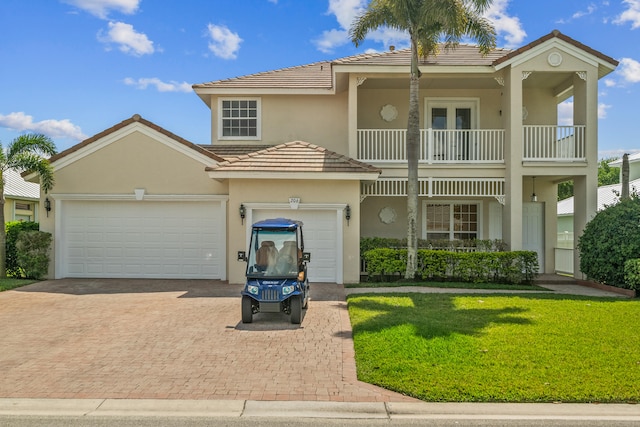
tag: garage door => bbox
[61,200,223,279]
[253,209,339,282]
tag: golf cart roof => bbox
[252,218,303,230]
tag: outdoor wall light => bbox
[239,203,246,224]
[45,197,51,217]
[345,204,351,226]
[531,177,537,202]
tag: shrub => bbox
[15,230,52,280]
[578,197,640,288]
[360,237,506,252]
[624,259,640,290]
[363,248,538,284]
[5,221,39,277]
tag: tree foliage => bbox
[0,133,57,277]
[558,158,620,200]
[577,196,640,288]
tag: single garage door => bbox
[253,209,339,283]
[61,200,223,279]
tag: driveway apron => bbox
[0,279,414,402]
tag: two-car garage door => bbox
[59,200,223,279]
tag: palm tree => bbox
[350,0,496,279]
[0,133,57,277]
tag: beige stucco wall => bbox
[227,178,360,285]
[210,94,349,154]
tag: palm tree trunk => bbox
[405,38,421,280]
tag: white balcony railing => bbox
[523,125,586,161]
[357,125,587,163]
[357,129,504,163]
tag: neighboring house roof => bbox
[49,114,225,165]
[557,178,640,215]
[609,152,640,167]
[4,168,40,200]
[205,141,381,179]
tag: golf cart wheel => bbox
[290,295,302,324]
[241,296,253,323]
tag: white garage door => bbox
[252,209,339,283]
[61,200,223,279]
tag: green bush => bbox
[5,221,39,277]
[361,237,507,253]
[363,248,538,285]
[624,259,640,290]
[15,230,52,280]
[578,197,640,289]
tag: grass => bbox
[347,292,640,403]
[346,281,547,291]
[0,278,38,292]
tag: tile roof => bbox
[4,168,40,199]
[49,114,225,164]
[194,30,617,91]
[494,30,618,68]
[194,45,511,90]
[199,144,274,160]
[193,61,334,90]
[205,141,381,175]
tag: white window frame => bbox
[218,97,261,140]
[425,98,480,130]
[421,200,483,241]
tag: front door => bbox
[522,202,544,272]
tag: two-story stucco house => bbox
[34,30,618,284]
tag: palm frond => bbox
[7,133,57,159]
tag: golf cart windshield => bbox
[246,228,300,278]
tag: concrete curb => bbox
[1,399,639,421]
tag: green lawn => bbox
[0,278,38,292]
[346,281,546,290]
[347,292,640,403]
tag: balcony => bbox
[357,125,586,163]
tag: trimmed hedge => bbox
[361,237,507,253]
[15,230,52,280]
[5,221,39,277]
[363,248,538,285]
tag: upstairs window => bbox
[219,98,261,140]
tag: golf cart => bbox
[238,218,310,324]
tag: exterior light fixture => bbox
[239,204,246,224]
[345,204,351,225]
[45,197,51,217]
[531,177,537,202]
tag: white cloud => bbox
[206,24,242,60]
[614,0,640,29]
[572,4,597,19]
[618,57,640,83]
[62,0,140,19]
[558,100,573,125]
[598,102,612,119]
[0,112,87,141]
[123,77,192,93]
[98,21,154,56]
[316,0,526,53]
[484,0,526,48]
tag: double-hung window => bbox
[424,202,479,241]
[219,98,261,139]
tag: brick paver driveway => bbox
[0,279,414,402]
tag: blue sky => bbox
[1,0,639,159]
